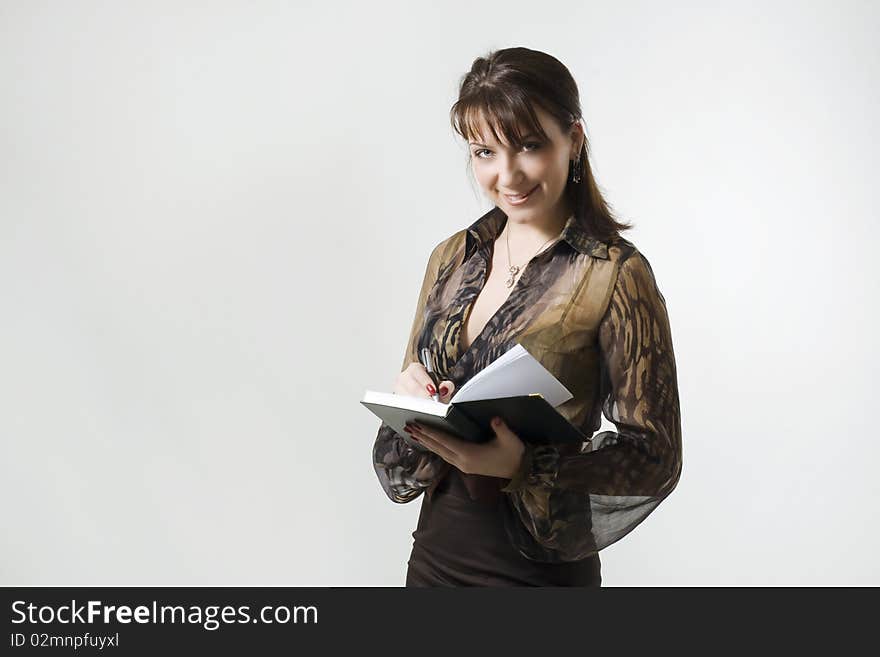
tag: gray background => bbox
[2,1,877,585]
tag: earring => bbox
[569,156,582,184]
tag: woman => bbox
[372,47,682,586]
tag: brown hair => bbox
[449,47,633,242]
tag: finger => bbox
[410,428,459,465]
[491,417,524,451]
[437,380,456,403]
[410,423,465,459]
[412,363,437,397]
[491,416,515,438]
[403,363,438,398]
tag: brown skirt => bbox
[406,468,601,587]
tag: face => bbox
[468,104,583,223]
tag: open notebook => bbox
[361,344,588,445]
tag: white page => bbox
[450,343,573,407]
[454,344,527,398]
[361,390,447,416]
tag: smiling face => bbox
[467,103,583,225]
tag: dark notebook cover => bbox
[361,393,587,445]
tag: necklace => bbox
[504,222,559,288]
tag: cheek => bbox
[471,164,493,188]
[532,154,563,180]
[547,157,569,186]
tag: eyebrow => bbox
[469,134,540,147]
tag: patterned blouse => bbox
[372,206,683,563]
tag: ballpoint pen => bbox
[420,347,441,402]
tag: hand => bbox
[393,362,456,403]
[404,416,526,479]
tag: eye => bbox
[472,142,542,159]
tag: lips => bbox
[503,184,539,201]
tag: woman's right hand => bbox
[393,362,456,403]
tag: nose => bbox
[495,153,524,188]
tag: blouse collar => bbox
[464,206,610,261]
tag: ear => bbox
[570,120,585,158]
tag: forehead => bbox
[467,104,558,145]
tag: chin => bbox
[504,203,543,215]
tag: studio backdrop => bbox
[1,0,877,585]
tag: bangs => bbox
[452,90,550,149]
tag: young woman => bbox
[372,47,683,586]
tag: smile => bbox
[503,184,539,205]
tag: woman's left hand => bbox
[405,417,525,479]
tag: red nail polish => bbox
[426,384,436,395]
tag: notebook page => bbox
[450,343,572,407]
[361,390,448,416]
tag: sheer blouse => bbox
[372,207,683,563]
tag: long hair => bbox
[449,47,632,242]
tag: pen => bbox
[420,347,441,402]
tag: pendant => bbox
[505,265,519,288]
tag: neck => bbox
[502,201,572,246]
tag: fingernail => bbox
[439,386,448,396]
[426,384,436,395]
[492,417,502,427]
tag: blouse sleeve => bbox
[372,241,452,503]
[500,250,683,561]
